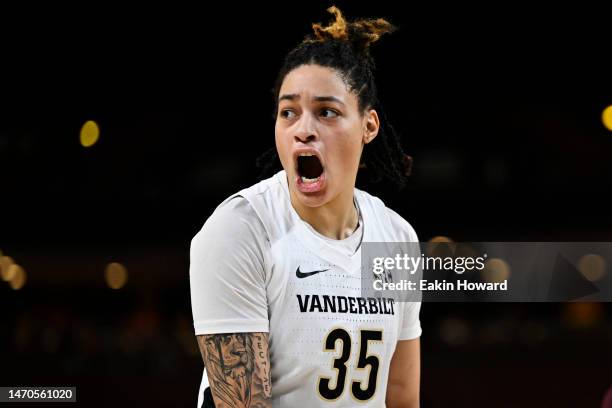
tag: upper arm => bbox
[386,338,420,408]
[190,197,269,335]
[191,199,271,406]
[197,332,272,408]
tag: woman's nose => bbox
[294,113,318,143]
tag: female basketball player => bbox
[190,7,421,407]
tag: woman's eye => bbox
[280,109,296,119]
[320,108,339,118]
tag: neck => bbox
[290,186,359,240]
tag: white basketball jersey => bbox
[190,171,421,407]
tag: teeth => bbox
[299,153,315,157]
[301,176,320,184]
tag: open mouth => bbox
[297,153,324,183]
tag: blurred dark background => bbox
[1,1,611,407]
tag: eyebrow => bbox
[278,94,345,106]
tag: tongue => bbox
[299,156,323,178]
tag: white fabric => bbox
[190,171,421,407]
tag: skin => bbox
[386,338,421,408]
[197,333,272,408]
[197,64,420,407]
[275,64,380,240]
[276,64,420,405]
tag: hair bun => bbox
[310,6,396,52]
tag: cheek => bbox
[328,130,363,169]
[274,124,291,166]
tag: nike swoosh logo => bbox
[296,266,330,278]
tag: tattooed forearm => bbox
[197,333,272,408]
[252,333,272,399]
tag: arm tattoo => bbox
[198,333,272,408]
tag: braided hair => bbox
[257,6,412,189]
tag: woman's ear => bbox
[363,109,380,144]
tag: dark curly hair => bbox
[257,6,412,189]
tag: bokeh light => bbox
[578,254,606,282]
[80,120,100,147]
[1,255,16,281]
[105,262,128,289]
[602,105,612,131]
[9,265,27,290]
[481,258,511,283]
[562,302,604,329]
[429,236,454,244]
[426,235,455,257]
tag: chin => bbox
[295,192,330,208]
